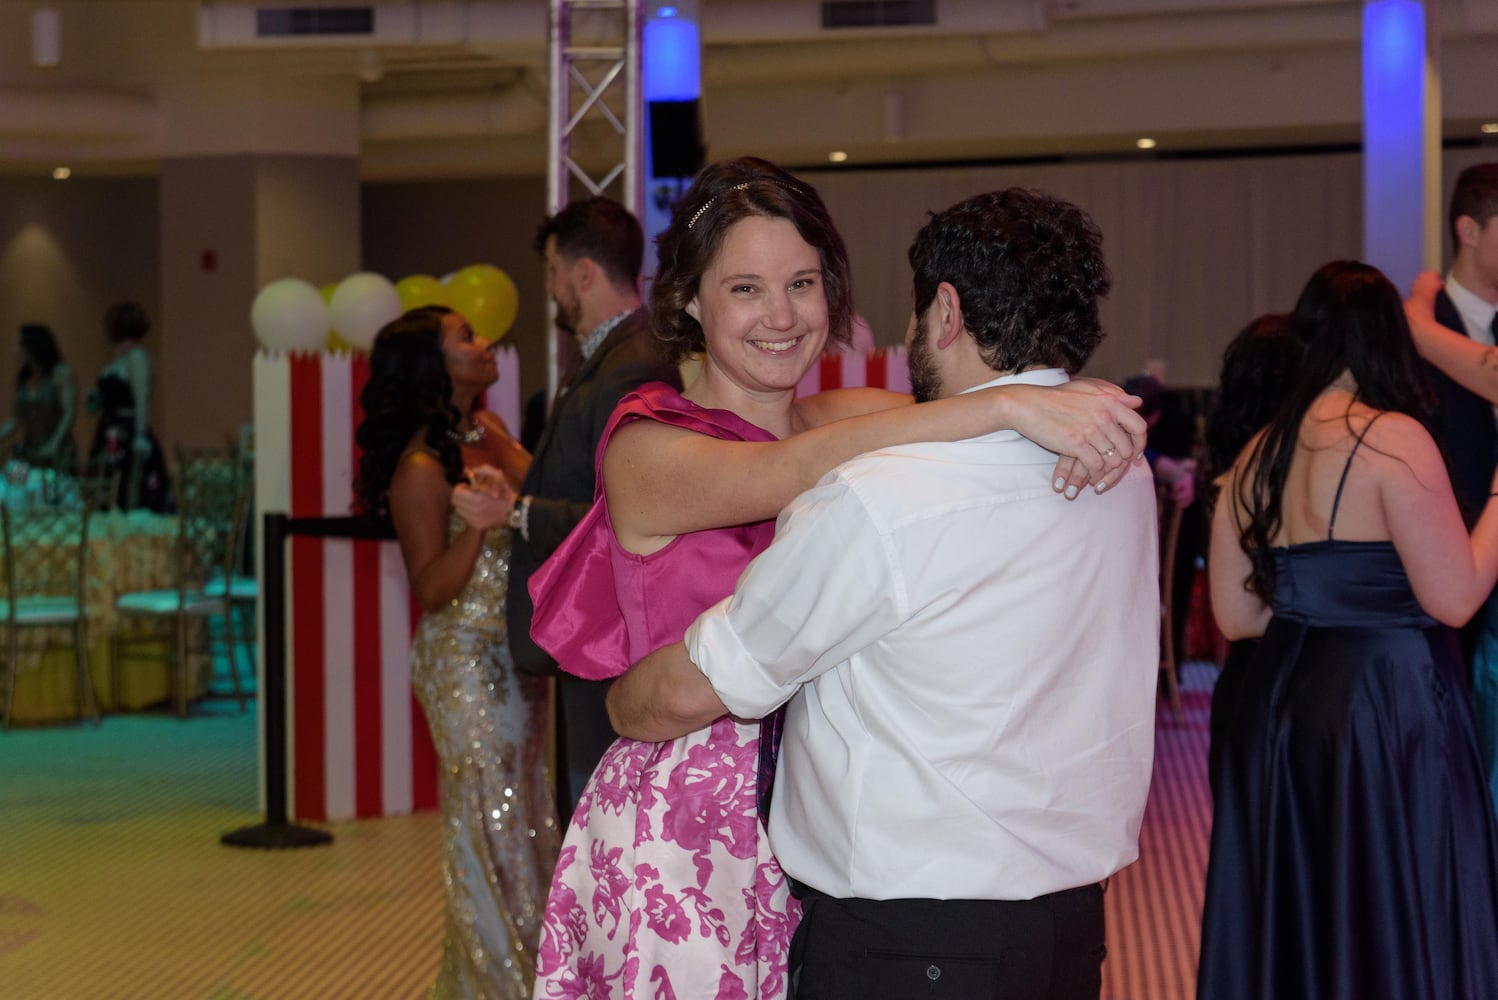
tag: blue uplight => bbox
[644,14,700,102]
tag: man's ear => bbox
[569,255,595,292]
[1458,215,1481,249]
[935,282,963,350]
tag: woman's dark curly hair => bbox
[907,187,1110,374]
[1235,260,1435,602]
[18,323,62,383]
[353,306,464,518]
[651,156,853,365]
[1204,313,1294,484]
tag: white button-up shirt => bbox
[686,368,1160,901]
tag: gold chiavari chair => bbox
[0,492,100,728]
[111,445,246,715]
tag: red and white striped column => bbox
[253,347,522,822]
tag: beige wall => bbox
[362,176,548,404]
[158,154,361,451]
[2,145,1495,473]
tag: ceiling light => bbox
[52,166,70,180]
[1136,137,1157,150]
[1482,123,1498,135]
[356,50,383,84]
[828,150,849,163]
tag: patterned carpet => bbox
[1104,661,1215,1000]
[1,665,1217,999]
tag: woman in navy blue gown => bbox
[1201,260,1498,1000]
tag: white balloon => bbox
[329,272,403,351]
[250,278,330,353]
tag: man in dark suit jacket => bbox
[1426,164,1498,670]
[1427,164,1498,525]
[507,196,682,814]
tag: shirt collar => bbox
[958,367,1070,395]
[1444,274,1497,344]
[578,309,637,364]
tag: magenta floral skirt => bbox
[532,715,798,999]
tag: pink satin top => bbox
[528,381,777,679]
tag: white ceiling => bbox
[1,0,1495,180]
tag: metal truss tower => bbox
[544,0,644,398]
[547,0,644,215]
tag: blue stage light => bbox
[644,14,700,102]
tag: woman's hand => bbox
[1406,269,1442,323]
[451,468,515,533]
[1002,378,1149,498]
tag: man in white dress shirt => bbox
[607,188,1159,999]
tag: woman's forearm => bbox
[1406,271,1498,404]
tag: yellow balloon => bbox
[396,274,449,313]
[320,284,340,346]
[446,264,519,342]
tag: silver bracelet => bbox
[507,494,533,542]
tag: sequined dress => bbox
[409,514,561,999]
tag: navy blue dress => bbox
[1198,439,1498,1000]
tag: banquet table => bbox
[6,508,213,723]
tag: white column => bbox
[1362,0,1441,290]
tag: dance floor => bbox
[0,663,1217,999]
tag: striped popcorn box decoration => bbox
[795,346,911,396]
[253,346,522,823]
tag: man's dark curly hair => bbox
[651,156,853,366]
[353,305,464,518]
[907,188,1110,374]
[533,196,643,293]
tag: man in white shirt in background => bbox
[606,187,1159,1000]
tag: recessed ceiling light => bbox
[1136,137,1157,150]
[52,166,70,180]
[828,150,849,163]
[1481,122,1498,135]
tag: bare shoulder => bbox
[604,416,706,470]
[1346,408,1447,487]
[391,446,446,488]
[796,387,911,428]
[1357,408,1436,457]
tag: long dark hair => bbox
[18,323,62,383]
[1204,312,1293,484]
[651,156,853,365]
[353,306,463,518]
[1235,260,1433,601]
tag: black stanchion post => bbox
[222,511,333,849]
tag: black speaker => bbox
[649,99,705,179]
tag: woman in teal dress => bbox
[0,323,78,473]
[85,302,172,511]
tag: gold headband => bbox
[686,179,806,230]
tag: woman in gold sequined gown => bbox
[355,306,561,999]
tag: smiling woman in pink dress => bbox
[527,158,1149,1000]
